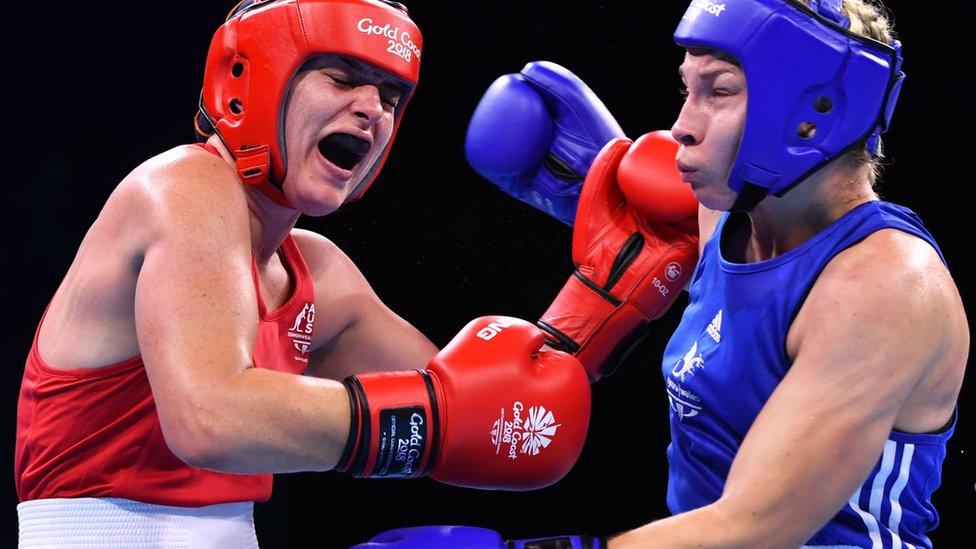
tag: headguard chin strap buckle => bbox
[234,146,272,184]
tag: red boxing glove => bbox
[538,131,699,381]
[337,316,591,491]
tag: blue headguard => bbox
[674,0,905,212]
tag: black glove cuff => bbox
[337,376,369,475]
[537,320,580,353]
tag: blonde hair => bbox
[798,0,898,189]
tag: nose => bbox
[671,100,702,147]
[349,84,385,126]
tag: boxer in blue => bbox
[356,1,969,547]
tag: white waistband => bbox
[17,497,258,548]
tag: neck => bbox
[206,135,301,266]
[734,156,877,263]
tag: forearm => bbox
[608,503,753,549]
[305,313,438,380]
[182,367,351,474]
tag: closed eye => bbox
[326,72,401,110]
[380,91,401,109]
[331,77,352,88]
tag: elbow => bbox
[158,407,232,470]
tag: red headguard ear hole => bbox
[232,62,245,78]
[229,99,244,115]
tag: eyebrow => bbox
[335,58,406,94]
[678,66,740,80]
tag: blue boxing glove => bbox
[465,61,625,226]
[352,526,606,549]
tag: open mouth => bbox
[317,133,371,171]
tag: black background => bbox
[2,1,972,547]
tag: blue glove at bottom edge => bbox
[351,525,607,549]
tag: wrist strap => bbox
[337,370,438,478]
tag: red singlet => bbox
[16,143,317,506]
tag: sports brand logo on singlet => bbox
[667,310,723,419]
[490,402,562,460]
[684,0,727,22]
[288,303,315,363]
[706,310,722,343]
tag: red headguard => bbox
[196,0,422,207]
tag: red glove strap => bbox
[540,133,700,382]
[338,370,439,478]
[540,238,696,380]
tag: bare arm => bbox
[135,151,351,474]
[293,229,438,381]
[610,231,956,547]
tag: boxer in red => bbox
[15,1,601,545]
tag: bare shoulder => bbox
[38,145,251,370]
[113,144,249,239]
[290,228,365,278]
[788,228,968,427]
[290,228,376,298]
[794,228,960,351]
[818,228,956,307]
[289,229,380,347]
[289,229,346,270]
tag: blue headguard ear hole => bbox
[797,122,817,139]
[814,96,833,114]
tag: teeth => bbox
[318,133,370,170]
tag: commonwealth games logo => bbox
[490,402,562,460]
